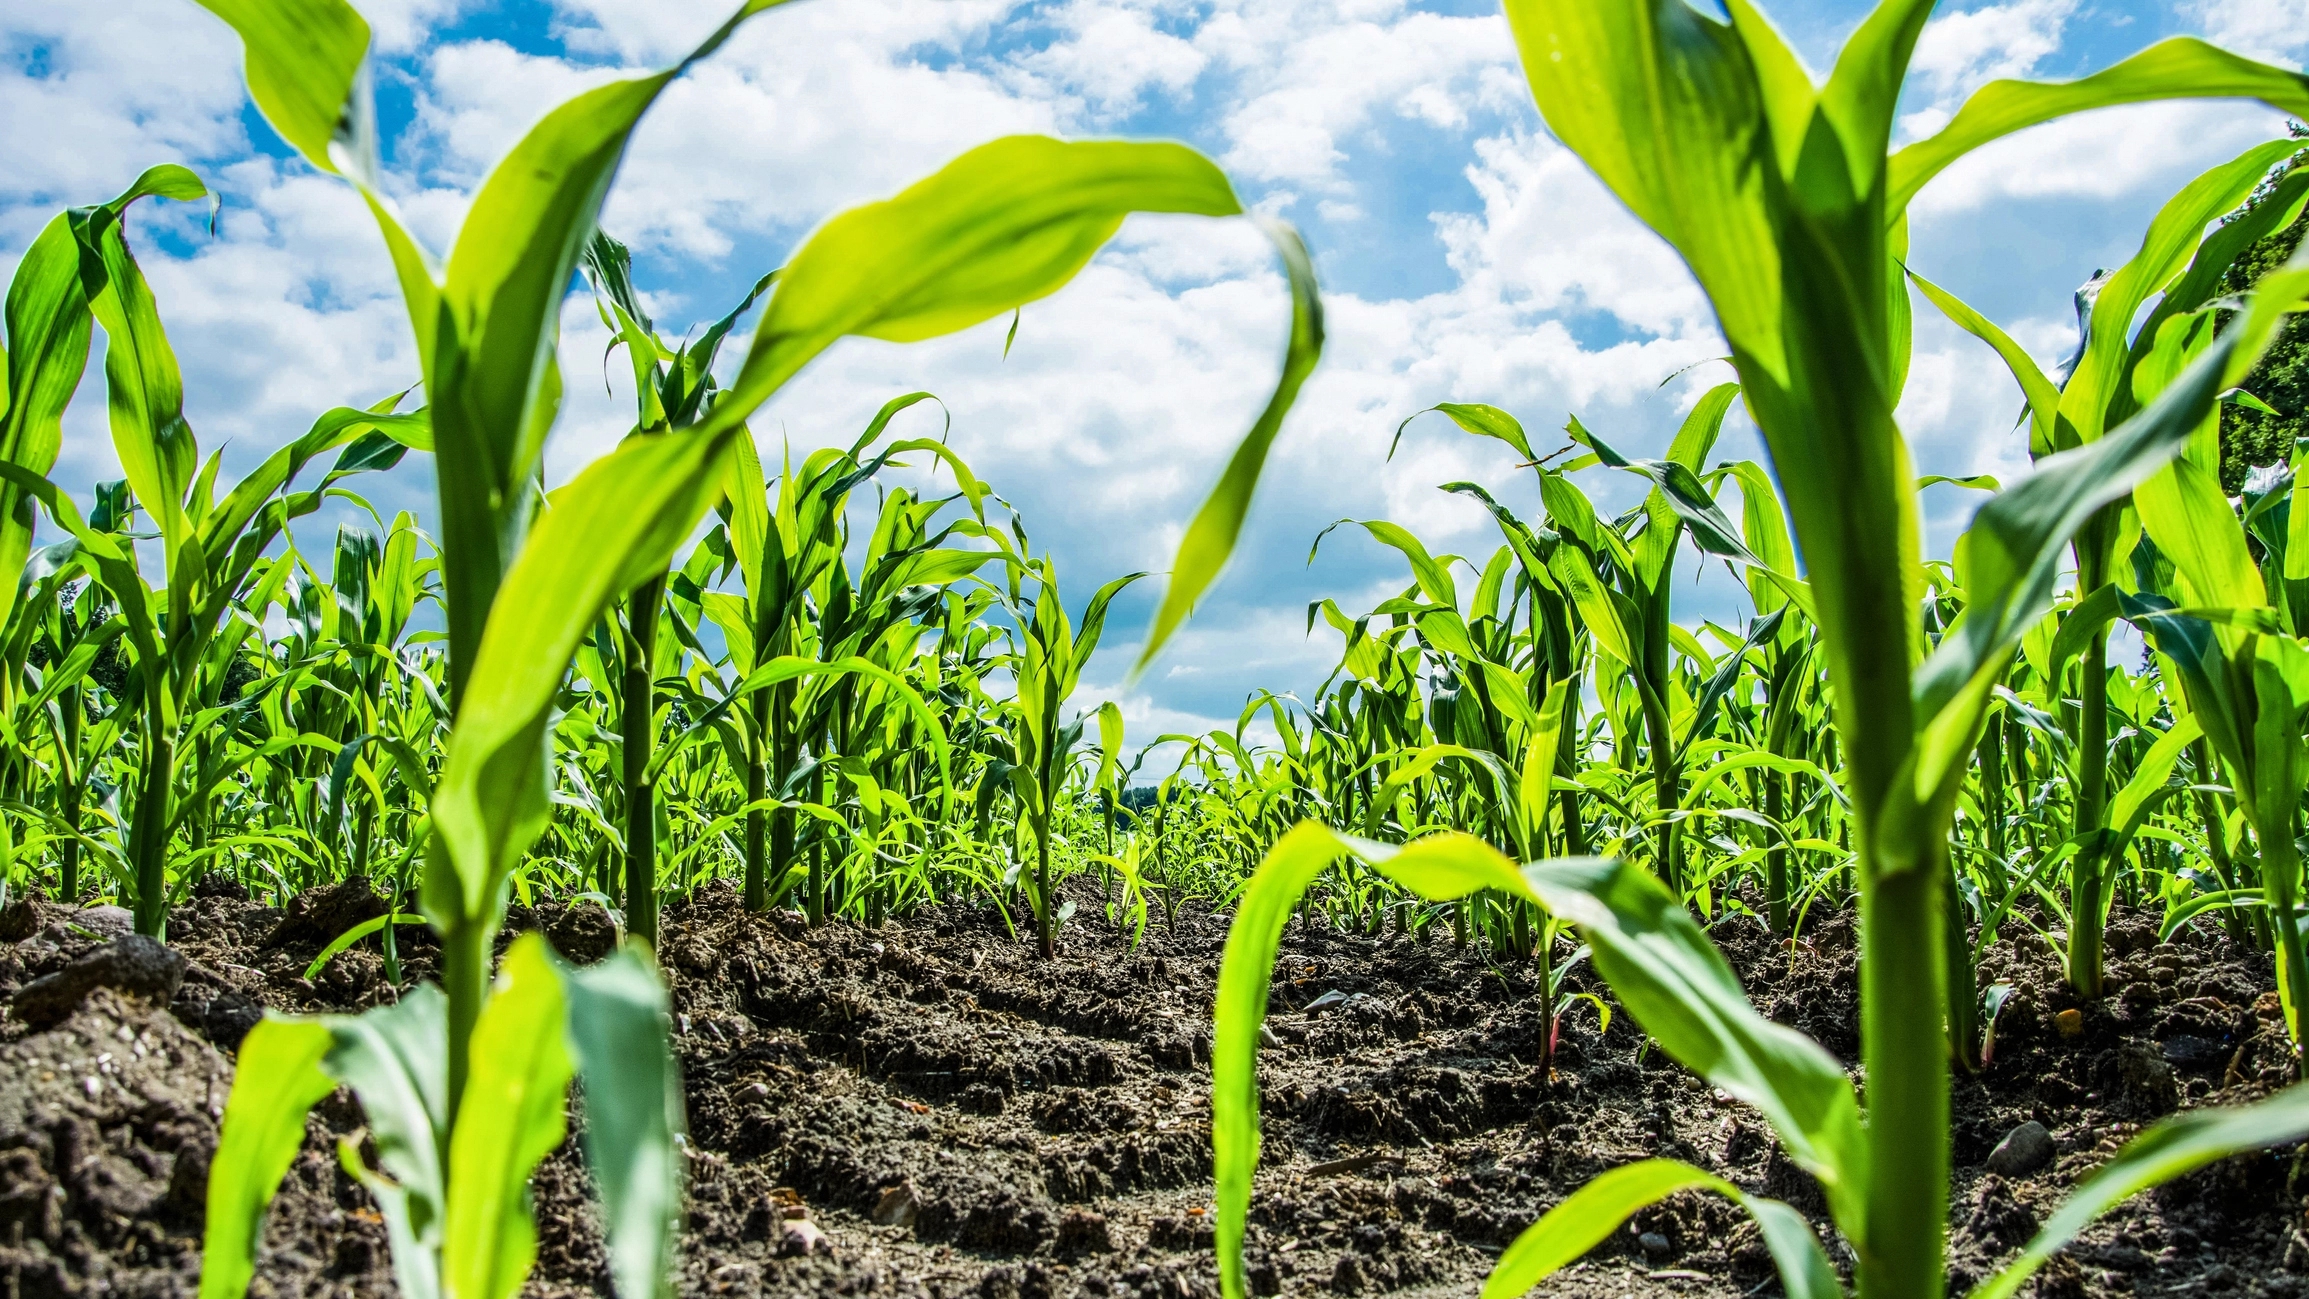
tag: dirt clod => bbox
[10,935,186,1029]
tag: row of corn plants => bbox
[2,2,2308,1298]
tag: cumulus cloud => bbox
[5,0,2302,742]
[1193,0,1515,194]
[2184,0,2309,63]
[1907,0,2076,104]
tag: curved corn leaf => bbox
[1889,41,2309,216]
[1970,1084,2309,1299]
[199,1017,338,1299]
[1906,266,2058,457]
[1520,855,1864,1234]
[1485,1160,1724,1298]
[302,911,427,982]
[70,166,213,568]
[425,428,730,929]
[186,0,371,175]
[557,947,685,1299]
[1394,402,1536,463]
[1483,1159,1840,1299]
[1212,823,1535,1299]
[1137,221,1323,671]
[1905,325,2250,857]
[2,214,101,630]
[323,986,452,1299]
[2064,139,2302,447]
[443,934,574,1299]
[2106,715,2204,846]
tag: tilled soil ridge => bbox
[0,882,2302,1299]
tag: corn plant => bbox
[998,548,1144,956]
[1916,138,2309,997]
[0,166,424,939]
[183,0,1324,1291]
[1211,6,2309,1299]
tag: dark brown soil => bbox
[1,881,2301,1299]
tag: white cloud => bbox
[1004,0,1208,120]
[362,0,481,53]
[1908,0,2076,104]
[2185,0,2309,63]
[10,0,2305,744]
[1435,132,1715,341]
[0,0,246,208]
[1905,99,2289,217]
[1194,0,1514,194]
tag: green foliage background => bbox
[2221,128,2309,492]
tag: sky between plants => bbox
[2,0,2302,755]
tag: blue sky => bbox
[3,0,2303,750]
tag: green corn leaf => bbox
[70,166,212,565]
[2043,584,2127,690]
[1483,1159,1840,1299]
[1519,855,1865,1235]
[1310,519,1459,608]
[426,428,731,929]
[1907,325,2248,846]
[2137,452,2264,612]
[199,1017,338,1299]
[443,934,574,1299]
[1546,541,1638,670]
[1516,677,1574,842]
[2,213,101,632]
[648,655,951,790]
[1906,266,2059,457]
[1393,402,1536,463]
[714,135,1245,413]
[1665,382,1741,471]
[2062,139,2301,446]
[1212,823,1537,1299]
[1676,607,1787,764]
[2158,889,2270,942]
[2106,715,2204,842]
[557,947,685,1299]
[1486,1160,1729,1297]
[1970,1084,2309,1299]
[1138,221,1323,671]
[1888,40,2309,217]
[187,0,371,176]
[322,986,451,1299]
[302,911,427,982]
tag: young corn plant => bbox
[1001,548,1144,957]
[1211,6,2309,1299]
[1915,138,2309,997]
[188,0,1324,1291]
[0,165,423,939]
[577,229,774,946]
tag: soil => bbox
[0,879,2302,1299]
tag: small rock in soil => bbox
[1986,1120,2054,1177]
[1639,1230,1673,1261]
[778,1217,835,1258]
[10,935,186,1029]
[546,903,618,964]
[873,1179,921,1228]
